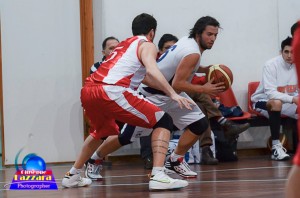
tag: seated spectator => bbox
[251,36,297,161]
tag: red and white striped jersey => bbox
[87,36,149,90]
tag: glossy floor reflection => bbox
[0,155,292,198]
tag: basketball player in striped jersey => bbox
[62,13,194,190]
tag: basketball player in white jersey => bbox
[140,16,225,177]
[84,16,229,179]
[62,13,194,190]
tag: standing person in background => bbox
[62,13,193,190]
[251,36,298,161]
[90,36,119,74]
[140,33,179,170]
[285,20,300,198]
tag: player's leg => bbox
[61,135,104,187]
[163,92,209,178]
[149,113,188,190]
[165,118,209,178]
[85,124,140,180]
[62,85,120,188]
[85,135,120,180]
[286,165,300,198]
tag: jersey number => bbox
[157,45,177,63]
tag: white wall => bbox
[94,0,300,151]
[0,0,84,164]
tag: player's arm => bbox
[139,42,195,109]
[172,54,224,95]
[197,65,210,74]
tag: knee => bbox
[188,117,209,136]
[153,113,173,132]
[118,124,134,146]
[267,99,282,111]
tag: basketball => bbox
[207,64,233,91]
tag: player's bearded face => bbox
[199,25,218,50]
[199,35,211,50]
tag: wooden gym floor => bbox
[0,155,293,198]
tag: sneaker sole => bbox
[271,155,290,161]
[62,181,91,188]
[149,181,188,190]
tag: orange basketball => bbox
[207,64,233,91]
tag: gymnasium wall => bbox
[0,0,84,164]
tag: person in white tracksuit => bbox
[251,36,298,161]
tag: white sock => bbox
[218,117,227,125]
[170,152,184,162]
[272,140,280,146]
[91,152,102,160]
[69,166,81,175]
[151,167,164,176]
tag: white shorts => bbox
[124,90,206,142]
[141,90,205,130]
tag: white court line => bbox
[198,165,292,173]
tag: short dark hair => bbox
[132,13,157,36]
[102,36,119,50]
[291,22,298,37]
[281,36,292,51]
[189,16,220,38]
[158,34,178,50]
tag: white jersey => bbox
[88,36,148,90]
[251,55,297,104]
[140,36,201,94]
[139,36,205,130]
